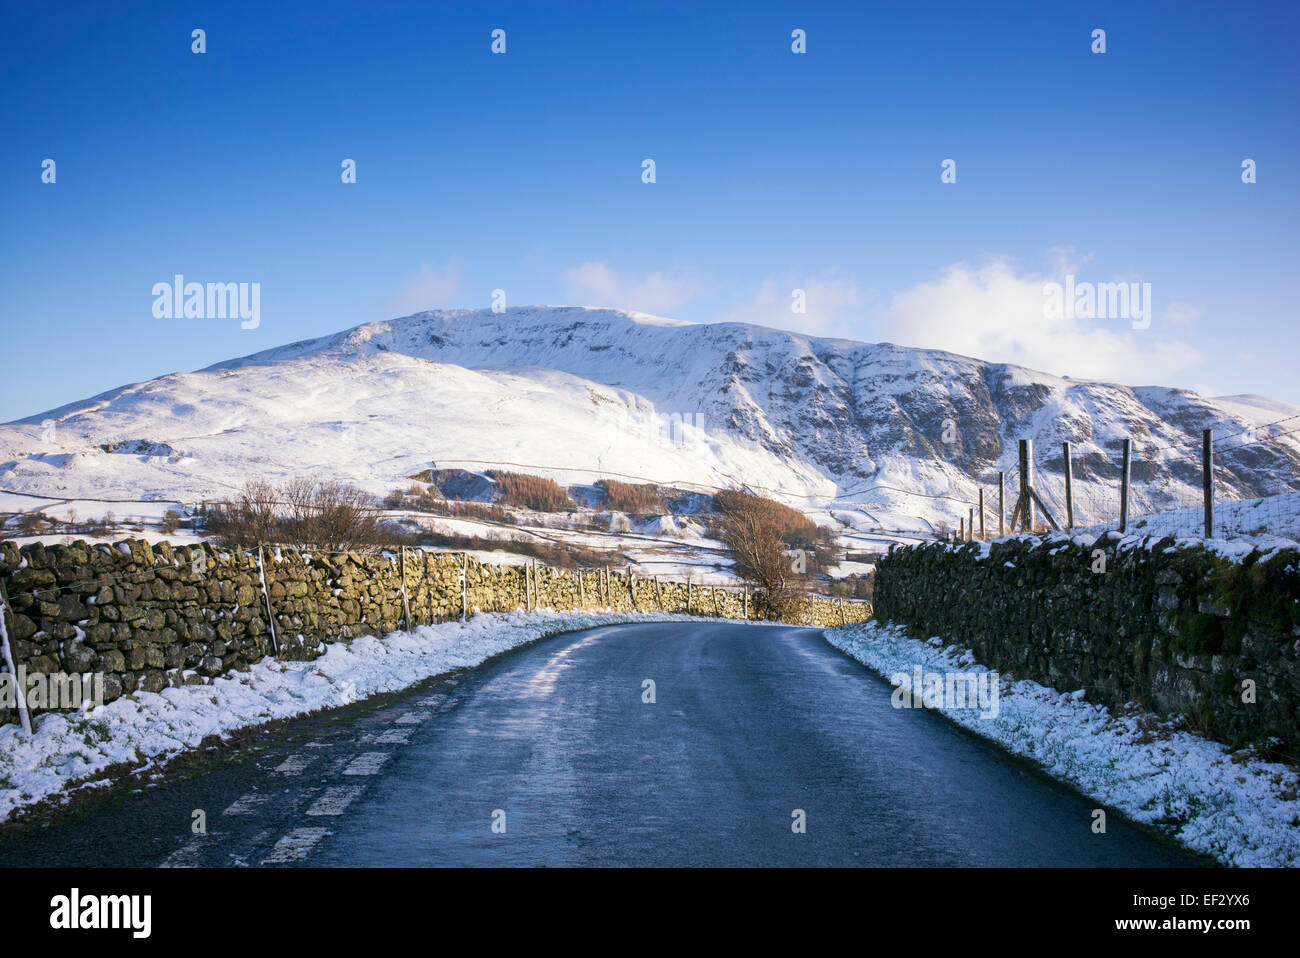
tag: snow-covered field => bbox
[825,620,1300,867]
[0,610,720,824]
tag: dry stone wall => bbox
[0,538,871,723]
[873,533,1300,750]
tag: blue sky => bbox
[2,0,1297,421]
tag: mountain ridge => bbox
[3,306,1297,533]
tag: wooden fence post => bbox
[1203,429,1214,538]
[967,507,974,542]
[959,516,964,541]
[1063,441,1075,531]
[998,472,1005,536]
[1021,439,1035,530]
[978,488,985,539]
[578,569,585,608]
[1119,438,1132,533]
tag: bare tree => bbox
[206,478,279,547]
[713,489,803,619]
[306,480,380,551]
[280,476,318,532]
[204,477,385,552]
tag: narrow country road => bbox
[0,622,1203,867]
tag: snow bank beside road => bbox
[0,610,699,823]
[825,620,1300,867]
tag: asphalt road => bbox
[0,621,1204,867]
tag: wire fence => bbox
[952,412,1300,542]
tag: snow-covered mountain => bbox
[3,306,1298,533]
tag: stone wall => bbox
[0,538,870,723]
[873,533,1300,749]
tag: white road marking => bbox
[393,710,430,725]
[274,754,311,775]
[418,694,446,708]
[306,785,366,817]
[223,792,270,815]
[376,727,412,744]
[261,827,331,864]
[342,752,390,776]
[326,754,353,774]
[159,841,205,868]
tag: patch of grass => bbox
[82,719,110,745]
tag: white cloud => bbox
[882,258,1204,385]
[717,271,868,339]
[1163,302,1202,328]
[563,262,703,316]
[387,259,463,316]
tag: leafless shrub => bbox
[303,480,381,551]
[266,476,379,551]
[204,477,381,551]
[16,512,49,535]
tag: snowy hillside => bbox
[2,306,1298,536]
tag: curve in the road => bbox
[0,622,1206,867]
